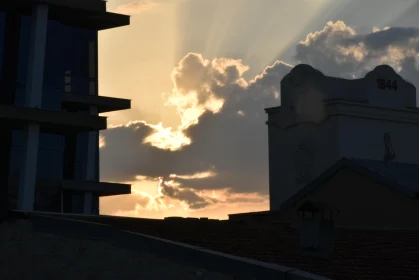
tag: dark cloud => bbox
[295,21,419,85]
[101,21,419,210]
[160,180,214,210]
[362,27,419,50]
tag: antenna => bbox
[383,133,396,162]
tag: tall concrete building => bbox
[265,64,419,210]
[0,1,131,215]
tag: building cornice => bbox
[266,100,419,130]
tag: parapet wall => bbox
[280,64,417,111]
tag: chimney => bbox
[297,201,339,259]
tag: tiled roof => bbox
[351,158,419,193]
[45,213,419,280]
[280,157,419,211]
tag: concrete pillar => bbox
[17,4,49,211]
[83,105,98,214]
[86,106,98,180]
[83,40,98,215]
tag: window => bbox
[64,70,71,93]
[89,41,97,95]
[62,190,83,214]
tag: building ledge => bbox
[37,0,107,12]
[62,93,131,113]
[49,7,130,31]
[0,104,107,133]
[0,1,130,31]
[61,180,131,196]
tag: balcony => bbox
[62,93,131,113]
[0,0,130,31]
[61,180,131,196]
[38,0,107,12]
[0,104,107,133]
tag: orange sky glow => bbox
[97,0,418,220]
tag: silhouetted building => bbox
[265,64,419,210]
[0,0,131,215]
[229,64,419,229]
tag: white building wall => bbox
[338,116,419,164]
[267,117,341,210]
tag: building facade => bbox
[266,64,419,210]
[0,1,131,215]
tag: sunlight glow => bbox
[164,90,224,129]
[143,122,191,151]
[170,171,217,179]
[100,175,269,220]
[115,1,159,15]
[99,135,106,148]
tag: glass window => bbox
[37,149,63,180]
[62,190,83,214]
[8,145,22,182]
[0,12,6,89]
[42,19,65,110]
[10,130,64,212]
[0,12,21,106]
[17,17,98,109]
[64,70,71,93]
[71,193,84,213]
[51,21,98,96]
[15,15,31,107]
[39,133,64,150]
[74,132,88,180]
[74,160,84,180]
[92,195,99,215]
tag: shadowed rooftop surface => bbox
[0,217,236,280]
[35,212,419,280]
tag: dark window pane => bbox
[0,12,5,81]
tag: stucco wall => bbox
[268,118,340,210]
[338,115,419,164]
[282,168,419,229]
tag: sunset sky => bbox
[97,0,419,219]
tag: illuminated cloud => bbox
[164,53,248,130]
[99,135,106,148]
[101,21,419,214]
[171,171,216,179]
[100,53,290,191]
[115,0,159,15]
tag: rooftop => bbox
[350,158,419,193]
[279,157,419,212]
[35,211,419,280]
[0,217,233,280]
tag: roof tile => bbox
[51,214,419,280]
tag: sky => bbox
[98,0,419,220]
